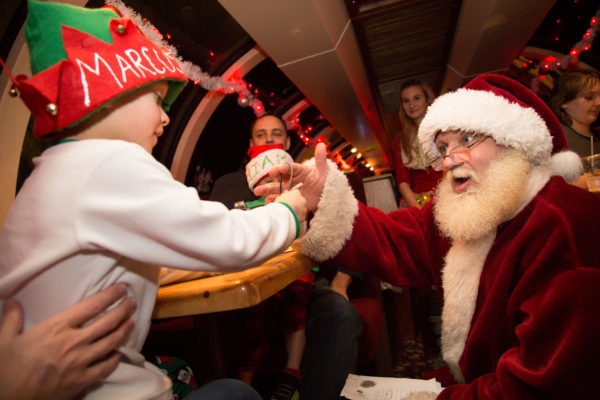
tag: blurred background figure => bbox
[550,70,600,189]
[393,79,443,209]
[385,79,444,379]
[210,114,363,400]
[237,144,314,400]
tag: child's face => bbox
[99,82,170,153]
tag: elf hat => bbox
[4,0,187,140]
[418,74,582,181]
[245,144,294,190]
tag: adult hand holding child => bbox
[0,284,135,400]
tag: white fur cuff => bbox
[299,160,358,262]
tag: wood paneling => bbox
[345,0,462,133]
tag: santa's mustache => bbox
[445,166,479,189]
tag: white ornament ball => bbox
[237,96,250,107]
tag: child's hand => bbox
[275,188,307,224]
[264,194,279,205]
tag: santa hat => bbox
[245,144,294,190]
[418,74,582,181]
[3,0,187,140]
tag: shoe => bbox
[271,371,300,400]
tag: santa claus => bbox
[256,74,600,399]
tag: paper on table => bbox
[340,374,443,400]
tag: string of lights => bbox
[538,6,600,75]
[106,0,265,116]
[104,0,370,169]
[527,5,600,92]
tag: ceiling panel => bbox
[346,0,461,136]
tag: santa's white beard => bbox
[434,149,531,242]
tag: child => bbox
[0,1,305,399]
[238,145,314,400]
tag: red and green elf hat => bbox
[5,0,187,140]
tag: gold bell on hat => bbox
[46,103,58,116]
[8,88,18,97]
[116,24,126,34]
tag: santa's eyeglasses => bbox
[429,133,489,170]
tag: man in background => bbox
[210,113,363,399]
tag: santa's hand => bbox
[255,143,329,211]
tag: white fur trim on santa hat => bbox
[550,150,583,182]
[418,88,553,167]
[299,159,358,262]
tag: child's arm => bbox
[76,142,298,271]
[274,188,307,225]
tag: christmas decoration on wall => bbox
[106,0,265,116]
[105,1,363,169]
[281,111,367,172]
[528,5,600,92]
[282,113,312,147]
[537,6,599,75]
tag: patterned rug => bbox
[384,287,444,379]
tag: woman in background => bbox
[388,79,443,378]
[550,70,600,188]
[393,79,443,208]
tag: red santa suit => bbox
[298,74,599,399]
[329,173,600,399]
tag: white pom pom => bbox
[550,150,583,182]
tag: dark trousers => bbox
[184,378,261,400]
[300,277,362,399]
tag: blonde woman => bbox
[393,79,443,208]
